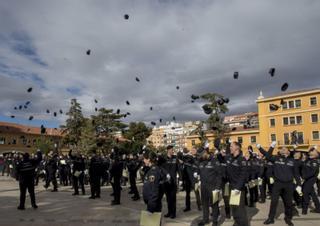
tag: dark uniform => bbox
[224,152,249,226]
[258,146,300,225]
[301,157,320,214]
[143,165,164,213]
[127,157,141,200]
[89,154,103,199]
[16,151,42,209]
[110,156,123,205]
[198,154,222,226]
[44,156,58,191]
[69,151,86,195]
[161,154,179,218]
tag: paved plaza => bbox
[1,176,320,226]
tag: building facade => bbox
[0,122,63,154]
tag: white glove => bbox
[314,145,318,150]
[256,144,261,149]
[233,189,241,195]
[293,144,298,149]
[296,186,303,196]
[271,141,276,148]
[166,174,171,180]
[193,172,198,178]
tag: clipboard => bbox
[224,183,230,196]
[212,190,220,204]
[229,190,241,206]
[140,211,162,226]
[74,171,81,177]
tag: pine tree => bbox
[123,122,152,154]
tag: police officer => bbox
[197,146,222,226]
[44,153,58,192]
[110,147,123,205]
[301,146,320,214]
[89,149,103,199]
[161,145,179,219]
[69,150,86,195]
[223,141,249,226]
[142,150,164,213]
[127,154,141,201]
[257,142,300,226]
[16,150,42,210]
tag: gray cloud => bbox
[0,0,320,127]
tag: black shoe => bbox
[284,217,294,226]
[89,196,95,199]
[51,189,58,192]
[17,206,25,210]
[259,199,266,204]
[164,213,170,218]
[198,220,209,226]
[225,213,231,219]
[131,196,140,201]
[32,204,38,209]
[310,209,320,213]
[302,209,307,215]
[170,215,176,219]
[110,193,114,196]
[72,193,79,196]
[95,195,101,199]
[264,219,275,225]
[183,207,191,212]
[111,201,120,205]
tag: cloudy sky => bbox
[1,0,320,128]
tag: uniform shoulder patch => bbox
[149,175,155,182]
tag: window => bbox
[250,136,256,144]
[289,116,295,125]
[310,97,317,106]
[271,134,277,142]
[0,137,5,145]
[237,137,243,144]
[270,118,275,127]
[12,139,16,145]
[296,116,302,124]
[311,114,318,123]
[191,140,195,145]
[282,101,288,109]
[288,101,294,109]
[312,131,319,140]
[297,132,304,144]
[284,133,290,145]
[295,100,301,108]
[283,117,289,125]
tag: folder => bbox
[258,178,263,186]
[212,190,220,204]
[195,182,200,192]
[224,183,230,196]
[229,190,241,206]
[269,177,274,184]
[140,211,161,226]
[74,171,81,177]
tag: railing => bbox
[277,139,309,146]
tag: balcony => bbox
[277,139,309,147]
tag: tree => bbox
[196,92,229,147]
[61,99,85,148]
[123,122,152,154]
[91,108,127,154]
[78,118,97,154]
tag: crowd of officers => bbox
[2,139,320,226]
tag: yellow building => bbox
[186,88,320,153]
[147,127,165,148]
[257,88,320,151]
[0,121,63,154]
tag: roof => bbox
[257,88,320,103]
[0,121,63,136]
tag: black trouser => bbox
[45,173,58,190]
[165,183,177,216]
[185,177,192,209]
[19,179,36,207]
[200,184,219,224]
[302,179,320,212]
[90,176,101,197]
[231,190,249,226]
[129,174,139,198]
[268,181,294,220]
[259,177,267,202]
[249,185,258,206]
[113,177,121,203]
[73,173,85,194]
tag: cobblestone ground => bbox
[1,176,320,226]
